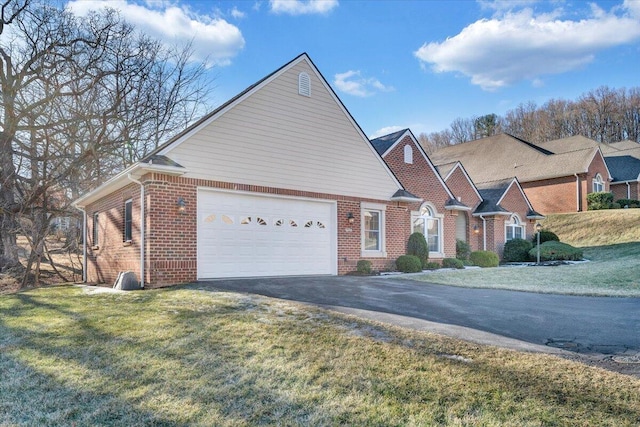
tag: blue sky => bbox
[66,0,640,138]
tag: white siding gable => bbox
[163,56,401,200]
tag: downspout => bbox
[127,174,145,289]
[574,173,580,212]
[73,205,87,283]
[479,215,487,251]
[627,182,631,200]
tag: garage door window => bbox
[361,202,386,257]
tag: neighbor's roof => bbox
[609,140,640,151]
[430,133,603,184]
[605,146,640,160]
[536,135,620,155]
[605,156,640,182]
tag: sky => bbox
[65,0,640,139]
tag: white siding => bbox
[166,59,400,200]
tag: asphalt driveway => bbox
[194,275,640,358]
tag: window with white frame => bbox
[404,144,413,164]
[361,203,386,257]
[412,204,442,254]
[505,214,524,241]
[592,173,604,193]
[123,199,133,242]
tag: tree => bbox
[0,1,212,283]
[473,113,500,139]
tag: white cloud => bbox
[269,0,338,15]
[415,2,640,90]
[66,0,245,67]
[333,70,394,97]
[230,7,246,19]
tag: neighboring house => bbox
[370,129,469,260]
[438,162,543,256]
[430,134,612,214]
[74,53,422,287]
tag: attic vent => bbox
[298,72,311,97]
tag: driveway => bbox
[194,275,640,359]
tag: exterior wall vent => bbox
[298,72,311,97]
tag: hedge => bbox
[469,250,499,268]
[396,255,422,273]
[587,192,613,210]
[442,258,465,269]
[407,232,429,268]
[528,241,583,261]
[503,238,533,262]
[616,198,640,208]
[356,260,372,274]
[456,239,471,260]
[531,230,560,244]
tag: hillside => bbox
[541,209,640,247]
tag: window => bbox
[505,215,524,242]
[92,212,99,247]
[412,204,442,254]
[124,199,132,242]
[593,173,604,193]
[361,202,386,257]
[404,145,413,164]
[298,72,311,97]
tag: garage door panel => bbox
[197,190,335,278]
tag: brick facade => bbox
[442,165,483,252]
[611,182,639,200]
[84,173,412,287]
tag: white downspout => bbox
[480,215,487,251]
[127,174,145,289]
[73,205,87,283]
[627,182,631,199]
[574,173,580,212]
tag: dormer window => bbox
[298,72,311,97]
[404,145,413,164]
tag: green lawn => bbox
[412,242,640,296]
[1,286,640,426]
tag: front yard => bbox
[412,242,640,296]
[1,285,640,426]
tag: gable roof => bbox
[76,53,407,206]
[370,128,409,156]
[438,161,483,205]
[605,156,640,182]
[473,178,543,218]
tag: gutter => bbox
[127,174,146,289]
[479,215,487,251]
[73,205,87,283]
[627,182,631,199]
[574,173,580,212]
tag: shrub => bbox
[531,230,560,244]
[442,258,465,269]
[407,232,429,267]
[528,241,583,261]
[587,192,613,210]
[616,198,640,208]
[356,260,372,274]
[469,250,499,268]
[424,262,440,270]
[503,238,534,262]
[456,239,471,260]
[396,255,422,273]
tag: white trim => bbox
[404,144,413,164]
[411,202,445,258]
[592,173,604,193]
[360,202,387,258]
[127,175,145,288]
[496,178,535,212]
[505,214,525,242]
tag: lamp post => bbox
[535,222,542,265]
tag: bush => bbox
[424,262,440,270]
[528,241,583,261]
[442,258,465,269]
[407,232,429,268]
[587,192,613,210]
[616,198,640,208]
[531,230,560,244]
[396,255,422,273]
[356,260,372,274]
[456,239,471,260]
[503,238,534,262]
[469,250,499,268]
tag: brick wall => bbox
[522,176,578,214]
[84,173,413,286]
[611,182,639,200]
[443,166,483,252]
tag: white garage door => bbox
[197,190,336,278]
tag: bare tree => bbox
[0,2,212,282]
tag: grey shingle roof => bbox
[604,156,640,182]
[370,129,409,155]
[143,155,184,168]
[473,179,513,215]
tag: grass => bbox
[412,210,640,296]
[1,285,639,426]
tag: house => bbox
[429,134,612,214]
[371,130,543,258]
[370,129,468,260]
[73,53,422,287]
